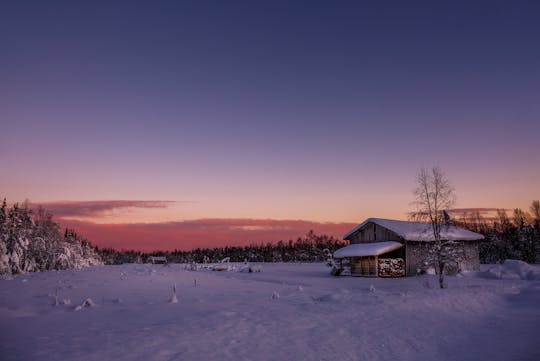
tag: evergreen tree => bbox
[0,198,102,275]
[0,198,10,274]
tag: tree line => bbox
[0,198,102,275]
[99,230,346,265]
[455,200,540,264]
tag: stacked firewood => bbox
[378,258,405,277]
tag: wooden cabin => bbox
[333,218,484,277]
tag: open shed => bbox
[333,241,405,277]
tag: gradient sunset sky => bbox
[1,1,539,250]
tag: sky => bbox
[1,1,539,250]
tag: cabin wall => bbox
[348,223,401,244]
[405,242,424,276]
[460,241,480,271]
[405,241,480,276]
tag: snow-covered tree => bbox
[29,206,61,270]
[0,198,102,275]
[531,201,540,263]
[61,229,102,269]
[513,203,539,264]
[531,200,540,220]
[453,201,539,264]
[0,198,10,274]
[412,167,460,289]
[6,203,34,273]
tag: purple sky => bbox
[1,1,539,250]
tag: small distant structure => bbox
[212,257,231,271]
[333,218,484,277]
[147,256,168,265]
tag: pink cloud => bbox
[61,218,356,252]
[448,208,509,221]
[31,200,177,219]
[448,207,506,214]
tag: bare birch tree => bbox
[412,167,458,289]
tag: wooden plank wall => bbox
[458,242,480,271]
[350,257,377,276]
[348,223,401,244]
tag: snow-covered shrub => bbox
[170,284,178,303]
[238,262,262,273]
[75,298,96,311]
[0,199,103,275]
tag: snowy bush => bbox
[75,298,96,311]
[170,284,178,303]
[0,199,103,275]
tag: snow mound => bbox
[479,260,540,281]
[502,260,540,281]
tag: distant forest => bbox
[1,197,539,275]
[455,200,540,264]
[99,230,346,265]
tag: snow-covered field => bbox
[1,263,539,361]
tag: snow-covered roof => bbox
[343,218,484,242]
[333,241,403,259]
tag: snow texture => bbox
[333,241,403,258]
[344,218,485,241]
[0,263,539,361]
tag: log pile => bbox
[378,258,405,277]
